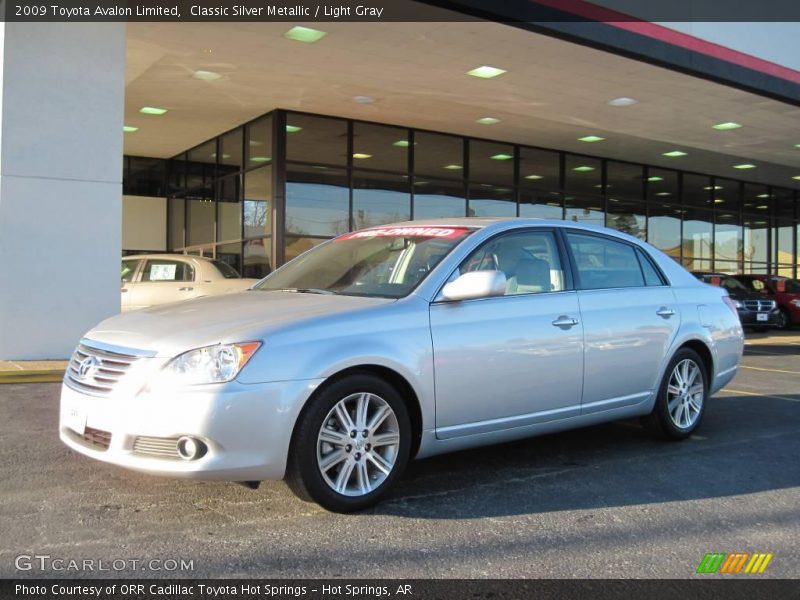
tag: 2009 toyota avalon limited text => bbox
[60,218,743,512]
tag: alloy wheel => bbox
[666,359,704,430]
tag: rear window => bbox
[212,260,242,279]
[567,233,645,289]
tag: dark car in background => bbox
[730,274,800,329]
[692,273,780,331]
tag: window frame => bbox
[433,226,575,303]
[560,228,670,291]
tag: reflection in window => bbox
[744,217,769,264]
[352,171,411,229]
[682,208,713,271]
[519,148,560,192]
[469,140,513,184]
[566,233,645,289]
[564,155,601,196]
[286,113,347,166]
[606,161,643,201]
[565,195,604,227]
[244,166,272,239]
[187,141,216,190]
[216,175,241,243]
[168,196,185,250]
[285,236,327,263]
[414,132,463,178]
[186,199,215,246]
[286,166,349,237]
[714,214,742,272]
[607,197,645,240]
[713,179,741,212]
[219,129,243,173]
[413,179,466,219]
[353,123,409,173]
[243,238,272,279]
[683,174,712,208]
[247,115,273,167]
[468,184,516,217]
[646,168,678,202]
[216,242,242,275]
[648,204,681,262]
[519,189,562,219]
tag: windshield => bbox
[255,226,474,298]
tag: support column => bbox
[0,23,126,359]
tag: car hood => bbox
[86,291,393,356]
[726,288,770,301]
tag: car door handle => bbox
[552,316,579,329]
[178,287,194,292]
[657,307,676,318]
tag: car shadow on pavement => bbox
[372,393,800,519]
[744,342,800,356]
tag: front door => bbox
[430,229,584,439]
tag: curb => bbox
[0,370,65,384]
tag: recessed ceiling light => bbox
[572,166,595,172]
[795,144,800,149]
[756,205,769,209]
[490,153,513,161]
[662,151,687,157]
[123,125,138,133]
[352,153,372,159]
[443,164,463,170]
[578,135,605,143]
[704,185,723,190]
[793,175,800,181]
[210,153,231,159]
[249,156,271,163]
[647,176,663,182]
[712,122,742,130]
[756,193,771,199]
[285,125,302,133]
[733,164,756,169]
[607,97,638,107]
[466,65,506,79]
[714,198,725,204]
[352,95,374,104]
[284,26,327,43]
[249,140,263,147]
[393,140,410,147]
[476,117,500,125]
[524,174,543,180]
[655,192,671,196]
[140,106,167,115]
[192,70,223,81]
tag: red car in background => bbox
[730,275,800,329]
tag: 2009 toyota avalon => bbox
[60,218,743,512]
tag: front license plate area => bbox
[756,313,768,322]
[64,406,87,435]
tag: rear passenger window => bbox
[637,249,666,286]
[566,233,644,289]
[142,260,194,282]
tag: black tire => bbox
[285,373,411,512]
[642,348,708,441]
[777,308,792,330]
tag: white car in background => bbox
[121,254,258,311]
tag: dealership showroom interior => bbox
[1,0,800,586]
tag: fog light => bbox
[176,436,207,461]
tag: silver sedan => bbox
[60,219,743,512]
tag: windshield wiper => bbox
[273,288,339,295]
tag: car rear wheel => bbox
[285,374,411,512]
[642,348,707,440]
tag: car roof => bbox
[381,216,628,235]
[123,254,214,262]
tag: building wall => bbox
[122,195,167,252]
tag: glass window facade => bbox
[141,108,798,278]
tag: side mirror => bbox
[440,270,507,302]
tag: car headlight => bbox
[160,342,261,386]
[732,300,743,309]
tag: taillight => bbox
[722,295,739,318]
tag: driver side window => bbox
[460,230,565,295]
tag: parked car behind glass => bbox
[691,272,779,331]
[121,254,258,311]
[63,220,743,512]
[730,274,800,329]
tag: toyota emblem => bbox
[77,356,100,380]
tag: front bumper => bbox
[59,377,322,481]
[737,308,780,327]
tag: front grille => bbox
[743,299,776,312]
[66,426,112,451]
[64,342,141,397]
[133,436,181,459]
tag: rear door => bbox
[563,231,680,415]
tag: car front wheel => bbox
[643,348,708,440]
[777,308,791,330]
[285,374,411,512]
